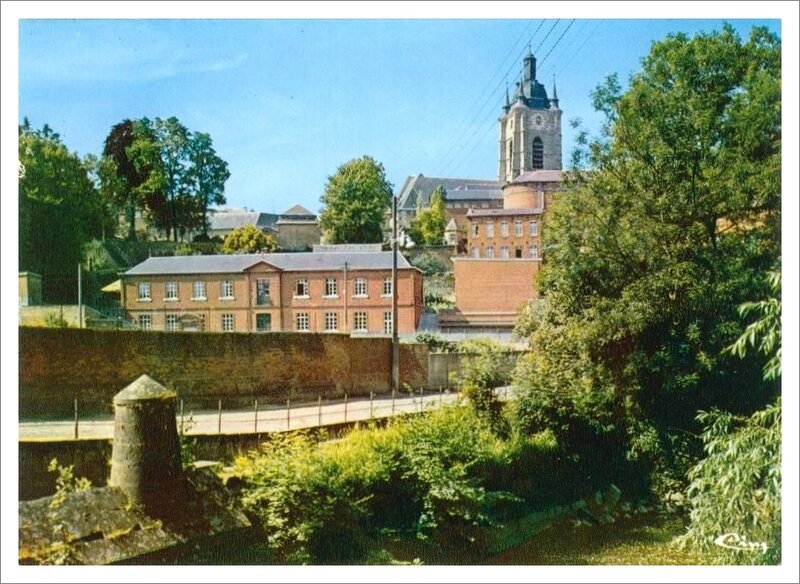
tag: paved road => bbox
[19,387,514,441]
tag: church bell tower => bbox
[498,49,562,183]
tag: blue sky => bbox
[16,15,782,216]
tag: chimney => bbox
[108,375,186,520]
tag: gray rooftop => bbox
[512,170,563,183]
[397,175,502,210]
[467,207,543,217]
[125,251,413,276]
[208,211,278,232]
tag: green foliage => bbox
[411,252,450,275]
[19,121,110,302]
[414,333,457,353]
[222,224,279,254]
[513,26,781,493]
[460,345,510,437]
[231,407,547,564]
[48,458,91,509]
[319,156,393,243]
[105,117,230,242]
[408,187,447,245]
[678,400,781,564]
[43,311,70,328]
[725,270,781,381]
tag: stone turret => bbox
[108,374,186,519]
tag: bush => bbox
[678,400,781,565]
[411,252,450,275]
[231,407,531,563]
[415,333,456,353]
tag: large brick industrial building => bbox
[122,250,423,334]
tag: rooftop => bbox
[125,251,413,276]
[466,207,543,218]
[397,174,502,210]
[511,170,563,184]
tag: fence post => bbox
[419,388,423,412]
[318,395,322,427]
[370,392,374,419]
[74,398,79,440]
[287,398,291,431]
[344,393,348,423]
[391,389,395,415]
[217,399,222,434]
[254,400,259,433]
[439,386,443,407]
[180,398,184,432]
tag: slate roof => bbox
[280,204,316,217]
[511,170,563,184]
[396,175,502,210]
[467,208,542,217]
[208,211,278,232]
[125,251,413,276]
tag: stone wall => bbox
[19,328,428,418]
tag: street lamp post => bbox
[391,196,400,393]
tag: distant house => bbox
[395,175,503,229]
[122,250,423,334]
[206,208,278,240]
[276,204,321,251]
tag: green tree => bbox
[408,186,447,246]
[319,156,393,243]
[187,132,229,238]
[514,26,780,490]
[19,120,108,302]
[222,224,278,254]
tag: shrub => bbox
[415,333,456,353]
[678,400,781,565]
[411,252,450,275]
[43,311,70,328]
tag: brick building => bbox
[122,251,423,334]
[444,51,566,329]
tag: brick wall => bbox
[451,258,539,322]
[19,328,428,417]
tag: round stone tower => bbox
[109,374,186,519]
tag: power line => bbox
[435,20,554,178]
[428,20,544,178]
[444,20,578,179]
[428,20,537,174]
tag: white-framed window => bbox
[500,246,509,259]
[529,245,540,259]
[165,281,179,301]
[138,314,151,330]
[529,220,539,236]
[324,277,338,297]
[470,247,479,258]
[485,221,494,238]
[295,312,310,332]
[485,246,495,259]
[137,282,151,301]
[354,312,368,332]
[220,280,234,299]
[192,280,206,300]
[514,220,523,237]
[324,312,338,332]
[383,311,393,335]
[295,278,309,298]
[165,314,179,332]
[353,277,368,297]
[382,277,393,297]
[256,313,271,332]
[256,279,270,305]
[221,313,235,332]
[471,222,479,237]
[500,221,509,237]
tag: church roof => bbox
[397,175,502,210]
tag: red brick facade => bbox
[123,258,423,334]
